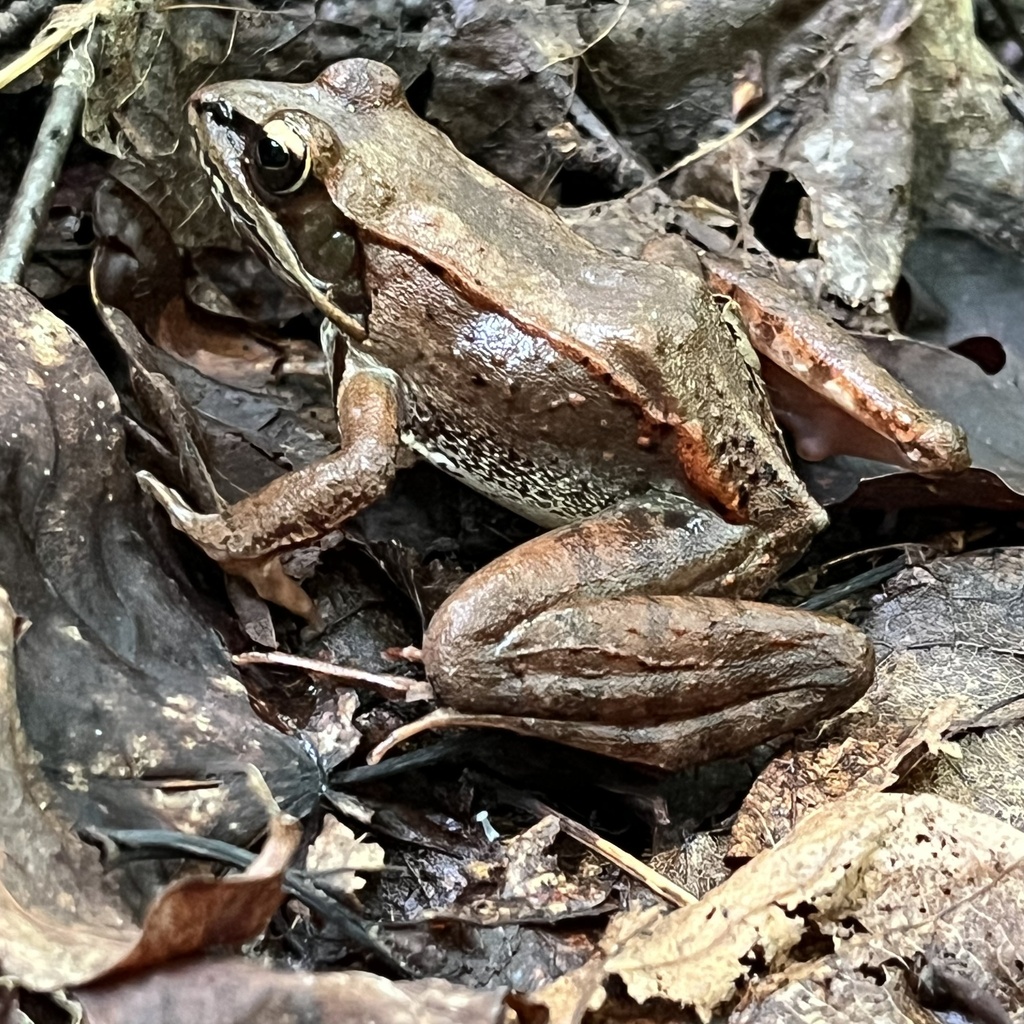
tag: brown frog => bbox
[138,59,969,769]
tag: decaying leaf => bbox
[91,179,291,389]
[581,0,1024,307]
[852,550,1024,829]
[491,815,609,920]
[0,581,300,991]
[0,584,132,991]
[731,549,1024,857]
[74,957,509,1024]
[527,792,1024,1023]
[0,284,319,851]
[728,700,960,859]
[646,830,733,904]
[306,814,384,895]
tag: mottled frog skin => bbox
[138,59,968,768]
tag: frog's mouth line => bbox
[189,99,368,342]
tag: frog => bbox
[137,59,970,770]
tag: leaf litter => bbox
[2,0,1024,1020]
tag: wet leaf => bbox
[0,578,300,991]
[92,179,291,389]
[727,701,960,859]
[423,0,638,199]
[0,284,319,849]
[0,584,132,991]
[584,0,1024,308]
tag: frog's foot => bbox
[705,258,971,474]
[137,470,238,559]
[138,471,319,620]
[136,369,401,619]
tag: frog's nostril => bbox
[191,98,233,126]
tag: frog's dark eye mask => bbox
[189,97,367,342]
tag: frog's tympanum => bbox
[138,60,970,769]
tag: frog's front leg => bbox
[415,494,873,770]
[138,368,401,620]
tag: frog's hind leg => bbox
[705,258,970,473]
[417,592,871,770]
[417,493,872,770]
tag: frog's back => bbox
[355,243,694,527]
[310,59,800,525]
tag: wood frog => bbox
[138,60,970,769]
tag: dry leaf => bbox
[306,815,384,895]
[75,957,509,1024]
[526,792,1024,1023]
[729,699,961,858]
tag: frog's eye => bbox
[251,119,310,195]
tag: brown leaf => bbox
[92,179,285,389]
[0,579,299,990]
[733,957,939,1023]
[75,957,509,1024]
[526,793,1024,1023]
[0,587,133,991]
[732,549,1024,866]
[97,812,300,983]
[0,283,318,879]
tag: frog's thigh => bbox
[435,591,871,718]
[422,495,873,765]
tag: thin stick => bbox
[545,801,698,906]
[0,47,90,284]
[233,650,433,702]
[471,773,698,907]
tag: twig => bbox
[624,31,852,201]
[797,556,907,611]
[0,47,90,284]
[233,650,433,702]
[471,774,698,907]
[544,800,698,906]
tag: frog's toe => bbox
[225,553,318,623]
[137,472,317,622]
[136,470,237,557]
[904,419,971,473]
